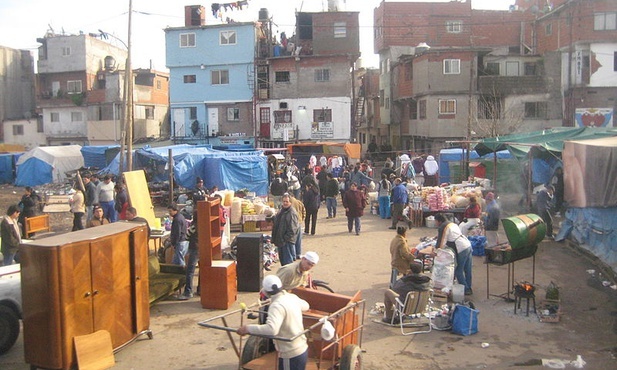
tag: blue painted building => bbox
[165,5,256,147]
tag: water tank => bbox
[259,8,269,21]
[104,56,117,71]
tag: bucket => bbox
[425,216,436,228]
[452,283,465,303]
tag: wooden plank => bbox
[73,330,115,370]
[123,170,157,229]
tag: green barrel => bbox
[501,214,546,249]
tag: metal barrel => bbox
[501,214,546,249]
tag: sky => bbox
[0,0,514,70]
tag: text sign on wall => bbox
[311,121,334,139]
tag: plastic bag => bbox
[450,304,479,336]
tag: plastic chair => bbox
[391,289,433,335]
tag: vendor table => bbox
[422,208,466,224]
[149,230,170,255]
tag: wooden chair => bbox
[392,289,433,336]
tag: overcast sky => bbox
[0,0,514,70]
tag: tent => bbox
[81,145,121,169]
[438,148,513,184]
[557,137,617,273]
[15,145,84,186]
[0,153,22,184]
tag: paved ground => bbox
[1,190,616,369]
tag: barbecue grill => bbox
[485,214,546,300]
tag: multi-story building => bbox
[35,33,169,147]
[371,0,616,154]
[256,9,360,148]
[0,46,36,143]
[165,5,256,147]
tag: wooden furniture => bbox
[24,214,51,236]
[73,330,115,370]
[20,222,151,370]
[198,199,237,309]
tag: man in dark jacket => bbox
[382,261,431,324]
[83,174,97,224]
[342,182,367,235]
[302,184,320,236]
[536,185,555,239]
[272,194,300,266]
[270,174,288,209]
[324,173,339,218]
[390,178,409,229]
[168,203,188,266]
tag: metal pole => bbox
[126,0,134,171]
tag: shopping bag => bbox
[450,304,479,336]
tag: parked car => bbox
[0,264,21,355]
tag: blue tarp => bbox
[438,149,513,183]
[557,207,617,273]
[81,145,121,169]
[100,144,268,195]
[15,145,84,186]
[0,154,18,184]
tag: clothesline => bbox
[211,0,251,19]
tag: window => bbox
[274,110,292,123]
[145,106,154,119]
[385,98,390,110]
[67,80,82,94]
[180,33,196,47]
[183,75,196,83]
[506,61,520,76]
[275,71,290,83]
[227,108,240,121]
[594,12,617,31]
[443,59,460,74]
[379,89,384,107]
[313,109,332,122]
[545,23,553,35]
[410,100,417,120]
[405,63,412,80]
[62,47,71,56]
[419,100,426,119]
[334,22,346,38]
[478,97,502,120]
[189,107,197,120]
[485,62,500,75]
[260,108,271,124]
[37,120,44,133]
[211,70,229,85]
[12,125,24,136]
[220,30,236,45]
[314,69,330,82]
[156,80,162,89]
[525,102,547,119]
[50,112,60,122]
[439,99,456,114]
[524,62,537,76]
[446,21,462,33]
[71,112,83,122]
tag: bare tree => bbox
[472,85,525,138]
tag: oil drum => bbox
[501,213,546,249]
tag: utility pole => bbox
[125,0,134,172]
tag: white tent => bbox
[15,145,84,186]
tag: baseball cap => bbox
[303,251,319,265]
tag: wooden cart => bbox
[198,288,365,370]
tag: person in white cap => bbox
[276,251,319,291]
[237,275,310,370]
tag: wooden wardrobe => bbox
[20,222,151,370]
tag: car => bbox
[0,264,21,355]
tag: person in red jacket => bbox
[460,196,482,236]
[342,182,367,235]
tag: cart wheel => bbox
[339,344,362,370]
[0,305,20,355]
[241,335,273,365]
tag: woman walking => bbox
[377,174,392,219]
[70,183,86,231]
[342,182,367,235]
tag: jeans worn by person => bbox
[100,200,117,223]
[294,232,302,260]
[347,216,361,235]
[455,247,473,293]
[279,242,296,266]
[378,195,391,219]
[326,197,337,218]
[183,248,199,297]
[172,240,189,266]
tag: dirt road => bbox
[1,185,616,369]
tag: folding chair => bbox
[392,289,433,335]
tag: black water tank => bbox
[259,8,269,21]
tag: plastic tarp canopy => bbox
[287,142,360,170]
[81,145,121,169]
[563,137,617,208]
[438,148,513,183]
[474,127,617,159]
[556,207,617,273]
[197,153,269,196]
[0,154,15,184]
[15,145,84,186]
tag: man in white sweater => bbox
[237,275,310,369]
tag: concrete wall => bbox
[0,47,36,124]
[2,118,46,149]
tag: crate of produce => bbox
[243,221,258,232]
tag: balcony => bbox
[478,75,546,96]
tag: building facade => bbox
[0,46,36,143]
